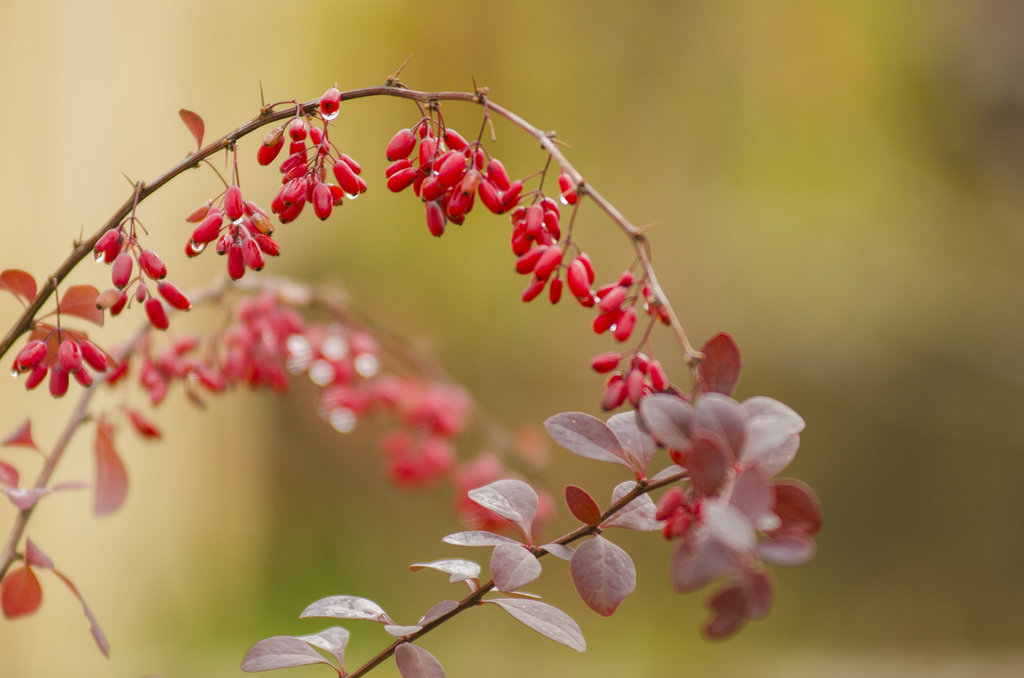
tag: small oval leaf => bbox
[179,108,205,150]
[409,559,481,583]
[58,285,104,326]
[300,595,393,624]
[296,627,349,669]
[601,482,660,531]
[488,598,586,652]
[698,332,741,396]
[395,642,446,678]
[241,635,335,673]
[467,479,538,539]
[544,412,631,467]
[94,420,127,516]
[0,269,37,304]
[490,543,542,593]
[570,536,636,616]
[442,530,520,547]
[565,485,602,526]
[1,566,42,619]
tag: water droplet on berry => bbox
[11,368,19,378]
[309,359,336,386]
[189,241,206,254]
[559,195,570,206]
[328,407,356,433]
[321,335,349,361]
[344,192,360,201]
[321,110,339,122]
[354,353,379,378]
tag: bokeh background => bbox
[1,0,1023,676]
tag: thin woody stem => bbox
[345,469,686,678]
[0,84,700,375]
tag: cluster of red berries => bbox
[93,226,191,330]
[11,330,110,397]
[384,120,521,236]
[259,88,366,223]
[655,485,703,540]
[185,187,280,281]
[591,350,670,410]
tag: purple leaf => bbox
[3,419,38,451]
[638,393,695,451]
[771,480,823,536]
[296,627,349,669]
[569,536,636,616]
[649,465,686,483]
[418,600,458,625]
[409,559,481,583]
[300,595,393,624]
[488,598,586,652]
[730,467,774,524]
[758,533,817,566]
[241,635,335,673]
[607,411,658,474]
[694,394,746,462]
[601,482,659,531]
[395,642,446,678]
[490,543,542,593]
[442,530,520,547]
[702,583,748,639]
[740,399,803,474]
[4,487,53,510]
[539,543,574,561]
[688,431,730,496]
[704,501,756,553]
[467,479,538,539]
[24,539,54,570]
[698,332,742,396]
[671,532,741,593]
[386,624,424,637]
[544,412,631,468]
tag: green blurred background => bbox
[1,0,1023,676]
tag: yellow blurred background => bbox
[2,0,1023,676]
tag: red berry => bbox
[109,289,129,315]
[79,340,108,373]
[242,238,264,271]
[613,308,637,342]
[425,200,446,237]
[533,245,563,280]
[515,246,546,275]
[312,182,333,220]
[227,245,245,279]
[111,251,133,289]
[478,179,503,214]
[49,367,70,397]
[600,374,627,411]
[287,117,308,142]
[332,159,361,196]
[387,167,417,193]
[558,172,578,205]
[185,200,212,223]
[385,158,413,178]
[549,277,563,304]
[443,128,469,151]
[72,368,93,388]
[319,87,342,118]
[144,298,169,330]
[192,210,224,244]
[157,281,191,310]
[521,277,546,302]
[224,185,245,221]
[436,151,467,188]
[339,153,362,175]
[25,364,47,390]
[486,159,511,191]
[567,258,592,300]
[57,339,82,373]
[590,352,622,373]
[14,340,47,372]
[257,136,284,166]
[138,249,167,280]
[385,129,416,161]
[254,233,280,256]
[598,285,628,313]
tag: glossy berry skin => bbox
[157,281,191,310]
[144,297,169,331]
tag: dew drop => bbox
[11,368,20,378]
[328,407,356,433]
[309,359,336,386]
[189,240,206,254]
[344,192,359,201]
[558,195,569,206]
[94,251,106,263]
[321,110,339,122]
[354,353,379,379]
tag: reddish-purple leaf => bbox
[442,531,520,547]
[297,627,350,668]
[467,479,539,539]
[409,559,481,583]
[4,487,53,510]
[488,598,586,651]
[418,600,459,625]
[300,595,393,624]
[688,431,730,496]
[386,624,424,637]
[671,532,741,593]
[51,569,109,657]
[569,536,636,616]
[771,480,823,536]
[179,108,205,150]
[638,394,694,451]
[702,582,748,639]
[58,285,104,326]
[3,419,38,451]
[395,642,446,678]
[241,635,336,673]
[601,482,659,531]
[94,420,127,516]
[539,543,574,561]
[730,467,774,525]
[704,501,756,553]
[0,269,37,304]
[0,461,18,488]
[694,394,746,462]
[544,412,631,468]
[607,411,658,475]
[490,543,542,593]
[649,465,686,483]
[565,485,601,526]
[1,566,42,619]
[698,332,741,396]
[758,533,817,566]
[24,539,54,569]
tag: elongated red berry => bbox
[590,352,622,373]
[521,277,546,302]
[192,211,223,244]
[242,238,264,271]
[312,182,333,220]
[186,200,213,222]
[386,129,416,161]
[138,249,167,280]
[478,179,503,214]
[254,233,280,256]
[110,289,129,315]
[385,158,413,178]
[157,281,191,310]
[93,229,122,261]
[515,246,546,275]
[339,153,361,175]
[227,245,245,280]
[486,159,511,191]
[533,245,563,280]
[144,298,169,330]
[649,359,668,391]
[501,180,523,211]
[558,172,578,205]
[111,252,133,289]
[57,339,82,373]
[598,285,627,313]
[257,135,284,166]
[332,159,361,196]
[425,200,446,237]
[601,373,627,411]
[436,151,466,188]
[79,340,108,372]
[549,277,563,304]
[387,167,417,193]
[25,364,47,390]
[49,367,70,397]
[73,368,93,388]
[224,185,245,221]
[443,128,469,151]
[567,258,591,300]
[613,307,637,342]
[14,340,48,372]
[287,117,308,142]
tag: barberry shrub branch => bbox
[0,78,822,674]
